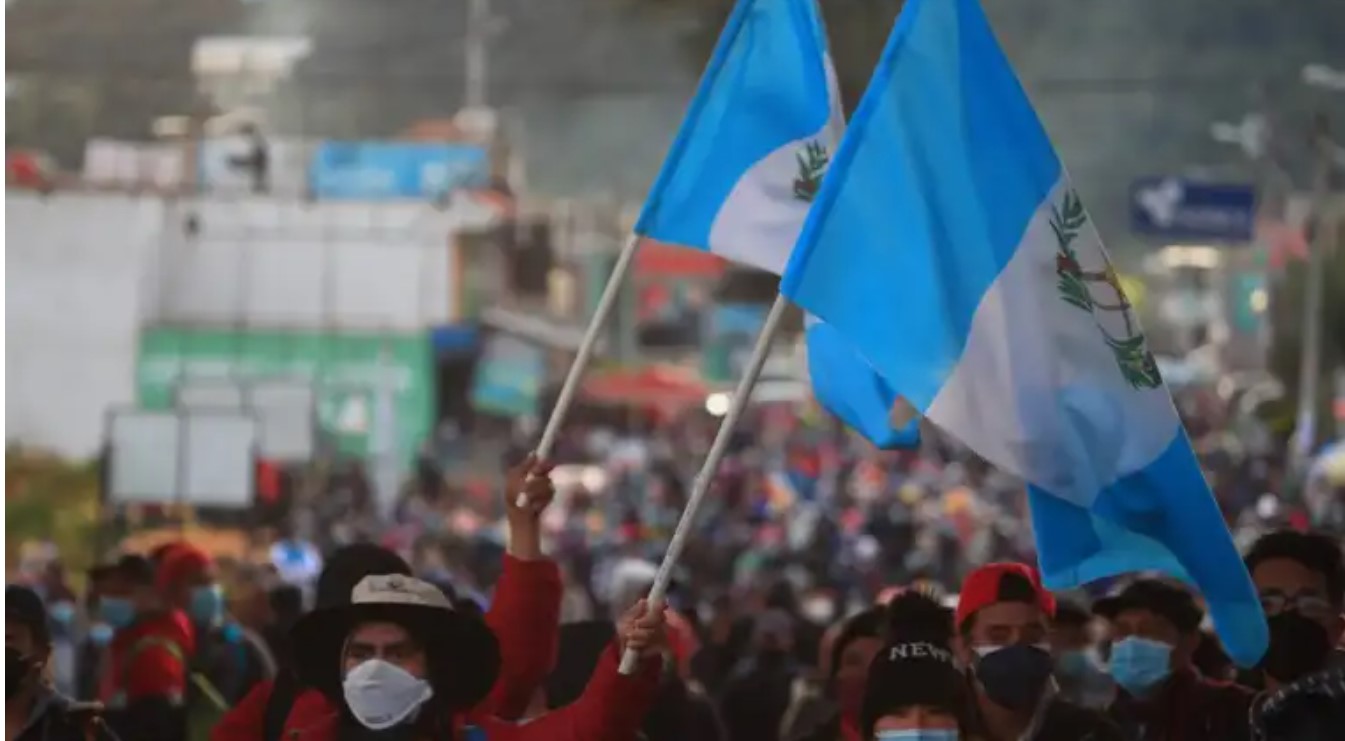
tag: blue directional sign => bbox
[1129,177,1257,242]
[309,141,489,200]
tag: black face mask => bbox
[975,644,1054,711]
[7,647,32,699]
[1261,612,1332,683]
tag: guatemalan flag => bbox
[636,0,919,449]
[779,0,1266,664]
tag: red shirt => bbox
[100,610,197,706]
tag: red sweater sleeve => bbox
[209,679,273,741]
[475,554,563,720]
[480,646,662,741]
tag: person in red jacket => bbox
[212,455,563,741]
[282,573,665,740]
[96,554,197,741]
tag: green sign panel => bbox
[136,327,434,461]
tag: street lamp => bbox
[1212,64,1342,477]
[1290,64,1343,475]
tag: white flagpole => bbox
[618,293,790,674]
[517,232,641,505]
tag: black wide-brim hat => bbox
[291,574,501,711]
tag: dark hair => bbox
[1245,530,1345,607]
[961,572,1038,634]
[829,606,887,679]
[1052,600,1092,629]
[112,555,156,586]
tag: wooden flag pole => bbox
[517,232,641,505]
[618,293,790,674]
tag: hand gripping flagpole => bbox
[618,293,790,674]
[516,233,641,506]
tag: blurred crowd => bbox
[7,388,1345,741]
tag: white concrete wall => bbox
[153,196,478,330]
[7,191,495,458]
[6,193,164,458]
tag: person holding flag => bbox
[778,0,1267,669]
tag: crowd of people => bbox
[6,392,1345,741]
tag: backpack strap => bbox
[263,670,299,741]
[189,671,230,712]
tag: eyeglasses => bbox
[1258,591,1336,620]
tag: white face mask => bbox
[342,659,434,730]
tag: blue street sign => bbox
[1129,177,1257,242]
[309,141,489,200]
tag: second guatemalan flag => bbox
[636,0,918,449]
[780,0,1266,664]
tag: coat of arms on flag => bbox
[1051,189,1162,390]
[793,140,829,203]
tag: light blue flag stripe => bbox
[806,322,921,449]
[779,0,1265,666]
[782,0,1060,412]
[635,0,836,271]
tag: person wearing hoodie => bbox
[95,554,197,741]
[280,573,667,740]
[7,584,120,741]
[153,544,278,740]
[158,544,277,706]
[1244,530,1345,740]
[212,454,563,741]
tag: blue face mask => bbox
[48,601,77,626]
[875,730,959,741]
[189,585,226,626]
[97,597,136,630]
[1108,636,1173,696]
[88,623,115,646]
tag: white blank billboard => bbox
[108,411,180,505]
[107,409,257,508]
[246,380,317,460]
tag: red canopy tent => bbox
[581,367,708,413]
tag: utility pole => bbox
[465,0,490,110]
[1290,112,1335,475]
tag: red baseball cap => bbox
[955,562,1056,629]
[156,545,212,591]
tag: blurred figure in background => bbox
[157,545,276,710]
[7,585,120,741]
[1244,530,1345,740]
[719,609,803,741]
[40,560,80,698]
[75,564,117,702]
[1048,600,1113,710]
[781,605,888,741]
[96,554,194,741]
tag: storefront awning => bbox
[582,366,707,410]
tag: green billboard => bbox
[136,327,434,461]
